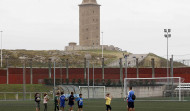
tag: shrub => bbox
[112,81,116,86]
[102,79,105,85]
[77,79,82,85]
[106,79,112,86]
[66,79,69,85]
[95,79,100,86]
[83,79,87,85]
[90,79,93,86]
[118,80,122,86]
[72,79,76,85]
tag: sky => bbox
[0,0,190,59]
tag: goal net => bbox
[79,86,105,99]
[124,77,182,101]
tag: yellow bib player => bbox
[105,93,112,111]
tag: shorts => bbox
[35,102,40,109]
[60,103,65,108]
[128,102,134,108]
[69,105,74,107]
[106,105,112,110]
[78,105,83,108]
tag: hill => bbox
[2,50,185,68]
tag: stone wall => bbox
[65,45,121,51]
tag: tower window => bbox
[86,28,88,31]
[93,11,95,13]
[86,37,88,39]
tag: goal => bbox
[124,77,182,101]
[79,86,105,99]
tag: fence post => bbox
[29,59,33,84]
[84,58,86,80]
[5,57,9,84]
[136,58,139,78]
[60,62,63,84]
[119,58,123,82]
[170,55,174,77]
[102,58,104,80]
[22,59,26,101]
[48,58,52,78]
[66,59,69,79]
[119,58,124,98]
[151,58,155,78]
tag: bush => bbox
[106,79,112,86]
[112,81,116,86]
[118,80,122,86]
[66,79,69,85]
[95,79,100,86]
[83,79,87,85]
[90,79,93,86]
[77,79,82,85]
[72,79,76,85]
[44,78,53,85]
[55,79,62,85]
[102,79,105,85]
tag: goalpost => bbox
[124,77,182,101]
[79,86,106,99]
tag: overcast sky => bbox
[0,0,190,58]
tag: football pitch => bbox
[0,99,190,111]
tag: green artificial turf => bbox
[0,99,190,111]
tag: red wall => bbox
[0,67,190,84]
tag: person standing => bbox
[105,93,112,111]
[43,93,49,111]
[54,92,60,111]
[68,92,75,111]
[60,91,67,111]
[128,86,135,111]
[35,93,41,111]
[77,94,83,111]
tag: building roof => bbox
[82,0,97,4]
[79,0,100,6]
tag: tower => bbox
[79,0,100,46]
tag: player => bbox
[77,94,83,111]
[128,86,135,111]
[105,93,112,111]
[54,92,60,111]
[35,93,41,111]
[60,91,67,111]
[68,92,75,111]
[43,93,49,111]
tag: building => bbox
[65,0,121,51]
[79,0,101,46]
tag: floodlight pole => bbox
[53,61,56,99]
[22,58,26,101]
[0,31,3,68]
[164,29,171,83]
[124,54,128,78]
[93,64,95,98]
[87,60,90,99]
[101,32,104,58]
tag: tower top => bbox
[81,0,98,4]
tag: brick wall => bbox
[0,67,190,84]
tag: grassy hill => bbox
[139,53,186,68]
[2,50,185,68]
[3,49,126,68]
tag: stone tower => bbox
[79,0,100,46]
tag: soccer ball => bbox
[36,97,40,101]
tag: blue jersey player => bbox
[77,94,83,111]
[60,91,67,111]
